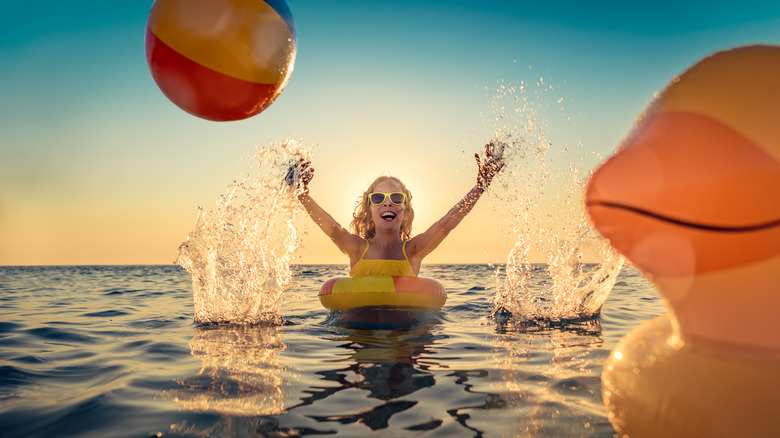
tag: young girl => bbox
[287,142,505,276]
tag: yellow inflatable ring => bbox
[318,276,446,311]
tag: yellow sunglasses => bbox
[368,192,406,205]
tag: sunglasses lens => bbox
[370,193,385,204]
[389,193,405,204]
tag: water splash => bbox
[486,79,624,322]
[176,138,312,325]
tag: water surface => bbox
[0,263,663,437]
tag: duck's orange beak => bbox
[586,46,780,279]
[586,110,780,278]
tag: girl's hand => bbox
[475,141,506,190]
[285,157,314,194]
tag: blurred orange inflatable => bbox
[586,45,780,437]
[145,0,296,121]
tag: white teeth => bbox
[381,212,396,219]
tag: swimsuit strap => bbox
[359,238,370,260]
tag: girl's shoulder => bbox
[404,220,449,259]
[341,233,367,259]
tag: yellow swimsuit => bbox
[349,239,417,277]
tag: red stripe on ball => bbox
[145,27,283,121]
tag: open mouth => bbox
[380,212,397,220]
[587,201,780,233]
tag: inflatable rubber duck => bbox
[585,45,780,437]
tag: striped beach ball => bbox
[145,0,297,121]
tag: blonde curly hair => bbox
[350,175,414,240]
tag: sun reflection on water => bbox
[488,318,614,436]
[162,324,292,417]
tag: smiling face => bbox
[350,175,415,240]
[370,180,407,235]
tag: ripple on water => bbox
[129,318,178,330]
[143,341,191,360]
[0,321,23,333]
[0,391,162,438]
[81,310,130,318]
[8,355,46,365]
[44,362,127,384]
[0,365,42,389]
[25,327,98,344]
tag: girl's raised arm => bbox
[286,159,363,256]
[407,142,505,262]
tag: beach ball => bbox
[586,45,780,437]
[145,0,297,121]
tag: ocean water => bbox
[0,263,664,437]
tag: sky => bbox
[2,0,780,266]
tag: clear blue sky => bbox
[2,0,779,265]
